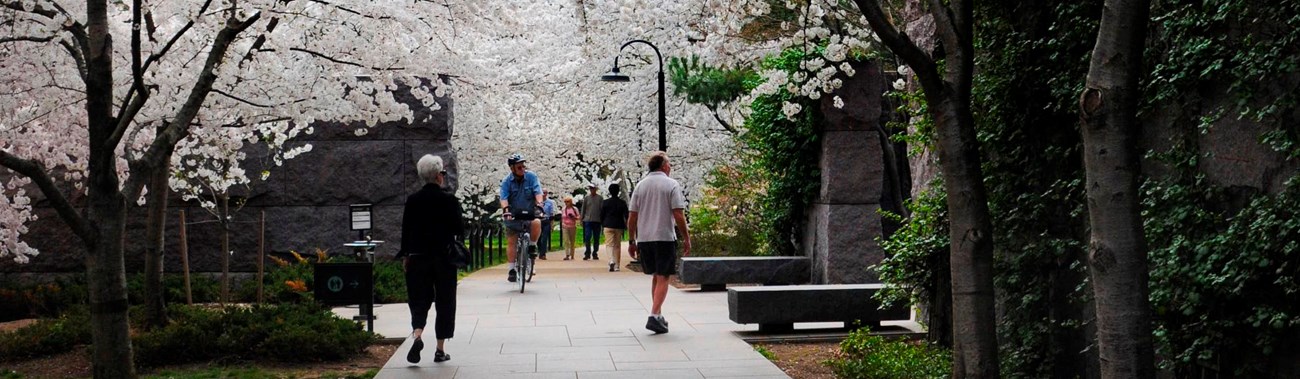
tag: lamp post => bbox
[600,39,667,152]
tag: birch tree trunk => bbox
[854,1,1000,376]
[1079,0,1156,377]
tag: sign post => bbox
[313,262,375,332]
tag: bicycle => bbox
[507,210,538,293]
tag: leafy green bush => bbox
[0,307,91,361]
[371,260,407,303]
[689,163,764,257]
[128,273,224,305]
[827,327,951,379]
[0,278,89,322]
[133,303,375,367]
[876,187,948,307]
[742,48,823,256]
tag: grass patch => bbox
[754,344,778,361]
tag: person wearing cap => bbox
[538,190,557,259]
[628,151,691,334]
[499,153,543,283]
[580,183,604,260]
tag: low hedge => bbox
[827,327,950,379]
[0,304,373,367]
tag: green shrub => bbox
[133,303,375,367]
[0,279,89,321]
[827,327,950,379]
[128,274,225,305]
[0,307,91,361]
[371,260,407,303]
[689,163,764,257]
[252,304,375,361]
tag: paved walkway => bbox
[332,244,917,378]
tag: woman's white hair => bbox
[417,154,444,184]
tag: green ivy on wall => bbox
[742,48,823,256]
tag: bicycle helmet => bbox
[507,153,526,166]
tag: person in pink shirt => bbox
[561,196,581,260]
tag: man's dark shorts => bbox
[637,241,678,276]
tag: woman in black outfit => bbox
[397,154,463,364]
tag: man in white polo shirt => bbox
[627,151,691,334]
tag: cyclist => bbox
[499,153,544,283]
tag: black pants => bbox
[405,255,457,339]
[539,220,553,256]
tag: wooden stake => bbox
[180,209,192,305]
[258,210,265,304]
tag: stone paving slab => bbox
[347,243,921,378]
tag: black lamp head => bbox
[600,59,631,82]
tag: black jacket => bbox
[396,184,465,259]
[600,197,629,230]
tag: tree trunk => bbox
[930,92,999,378]
[85,195,137,379]
[142,166,169,329]
[83,0,139,376]
[929,245,954,347]
[1079,0,1155,377]
[854,1,999,376]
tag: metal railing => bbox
[464,221,503,271]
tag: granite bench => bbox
[727,284,911,332]
[679,256,811,291]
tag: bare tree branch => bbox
[853,0,943,92]
[0,150,92,243]
[212,88,273,108]
[59,40,87,81]
[0,35,54,44]
[286,47,406,71]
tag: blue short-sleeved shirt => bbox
[500,171,542,213]
[542,199,557,218]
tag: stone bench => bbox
[679,256,810,291]
[727,284,911,332]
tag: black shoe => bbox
[593,254,599,260]
[433,350,451,363]
[609,262,616,272]
[407,337,424,363]
[646,316,668,334]
[508,269,517,283]
[539,255,547,260]
[583,255,591,261]
[529,245,538,258]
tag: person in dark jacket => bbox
[601,183,629,272]
[397,154,464,364]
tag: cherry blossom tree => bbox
[2,0,787,375]
[2,0,445,375]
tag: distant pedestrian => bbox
[601,183,629,272]
[397,154,463,363]
[581,183,604,260]
[561,196,580,260]
[539,190,556,259]
[627,151,690,334]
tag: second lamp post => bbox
[600,39,667,152]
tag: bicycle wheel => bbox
[518,232,529,293]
